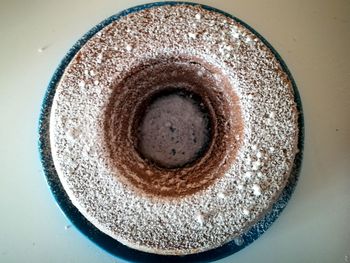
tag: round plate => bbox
[38,2,304,262]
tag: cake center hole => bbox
[136,89,211,169]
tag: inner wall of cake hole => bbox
[105,57,243,196]
[136,88,212,169]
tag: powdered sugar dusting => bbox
[49,4,298,255]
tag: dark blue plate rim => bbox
[38,2,304,262]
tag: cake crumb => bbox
[244,171,253,179]
[233,236,244,246]
[217,192,226,198]
[125,44,133,52]
[188,32,197,39]
[37,45,49,53]
[78,80,85,89]
[242,208,250,216]
[195,211,204,226]
[252,184,261,196]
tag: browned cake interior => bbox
[104,56,243,198]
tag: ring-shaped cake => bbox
[48,3,299,255]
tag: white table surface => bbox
[1,0,349,262]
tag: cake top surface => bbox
[49,4,298,255]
